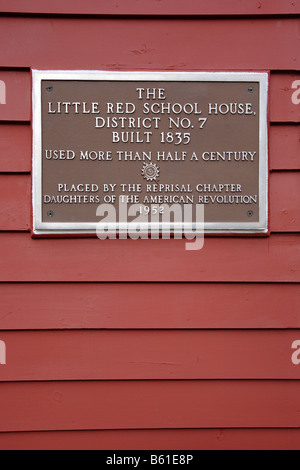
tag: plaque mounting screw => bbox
[248,87,254,93]
[247,210,254,217]
[46,86,53,92]
[47,210,54,217]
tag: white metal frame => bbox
[32,70,268,235]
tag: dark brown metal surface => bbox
[41,79,260,224]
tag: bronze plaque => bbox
[32,71,268,235]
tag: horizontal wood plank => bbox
[0,380,299,431]
[269,125,300,170]
[270,172,300,232]
[1,428,300,450]
[0,0,299,16]
[0,330,299,381]
[0,233,298,282]
[0,71,30,121]
[0,283,299,330]
[0,175,30,231]
[0,124,31,172]
[0,18,299,70]
[1,123,299,172]
[270,73,300,123]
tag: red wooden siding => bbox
[0,283,299,330]
[0,175,30,231]
[0,18,299,71]
[0,71,30,121]
[1,381,300,432]
[0,1,299,450]
[270,73,300,122]
[0,0,299,16]
[0,429,299,451]
[0,330,300,381]
[269,125,300,170]
[0,234,299,282]
[270,172,300,232]
[0,124,31,172]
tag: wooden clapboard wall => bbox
[0,0,299,450]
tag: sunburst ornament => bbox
[141,162,160,181]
